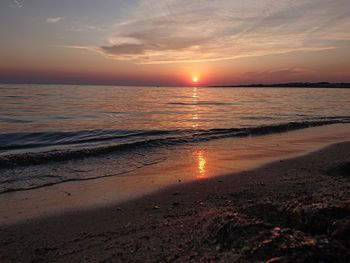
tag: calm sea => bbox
[0,84,349,193]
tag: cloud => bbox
[244,68,316,77]
[70,0,350,64]
[68,25,105,32]
[241,68,319,83]
[46,17,64,24]
[12,0,23,8]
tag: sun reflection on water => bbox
[192,87,199,128]
[196,150,207,179]
[192,87,198,98]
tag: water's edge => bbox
[1,117,349,169]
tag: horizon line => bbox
[1,81,350,88]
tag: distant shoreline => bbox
[1,82,350,88]
[208,82,350,88]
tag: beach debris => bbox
[330,219,350,245]
[209,213,271,251]
[116,207,122,211]
[140,235,150,241]
[325,162,350,177]
[266,257,283,263]
[172,192,179,196]
[153,205,160,210]
[0,156,10,164]
[172,202,180,207]
[271,226,281,238]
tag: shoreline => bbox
[0,140,349,261]
[0,123,350,226]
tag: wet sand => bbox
[1,140,349,262]
[1,123,350,226]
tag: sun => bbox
[192,76,199,83]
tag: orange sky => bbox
[1,0,350,86]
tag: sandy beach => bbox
[1,140,349,262]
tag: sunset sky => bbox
[1,0,350,86]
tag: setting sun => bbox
[2,1,350,261]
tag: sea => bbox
[1,84,350,195]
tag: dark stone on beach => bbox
[326,162,350,177]
[209,213,271,251]
[266,257,284,263]
[330,219,350,245]
[0,156,11,166]
[206,213,349,260]
[0,156,9,162]
[243,202,350,236]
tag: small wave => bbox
[166,101,238,106]
[0,86,20,90]
[0,157,166,195]
[0,117,349,169]
[240,116,276,121]
[0,167,139,195]
[0,117,32,124]
[0,129,177,151]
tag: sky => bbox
[1,0,350,86]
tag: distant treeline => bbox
[209,82,350,88]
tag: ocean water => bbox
[0,84,350,194]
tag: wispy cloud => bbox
[69,0,350,64]
[68,25,105,32]
[46,17,64,24]
[244,68,316,78]
[12,0,23,8]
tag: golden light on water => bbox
[192,87,198,98]
[196,150,207,179]
[192,87,199,128]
